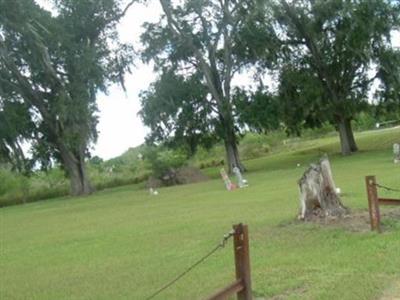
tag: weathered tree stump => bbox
[298,155,348,220]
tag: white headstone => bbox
[220,168,236,191]
[394,143,400,164]
[149,188,159,196]
[233,167,248,188]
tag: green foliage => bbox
[0,168,31,203]
[0,169,16,196]
[89,156,104,168]
[375,46,400,114]
[0,144,151,206]
[144,147,187,179]
[0,167,67,206]
[2,122,399,206]
[0,0,134,194]
[0,163,150,207]
[0,101,34,174]
[353,112,377,131]
[239,0,400,152]
[140,0,257,171]
[233,88,281,133]
[139,70,217,155]
[277,66,327,135]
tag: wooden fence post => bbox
[233,223,252,300]
[365,176,381,232]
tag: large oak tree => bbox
[140,0,257,172]
[139,70,217,156]
[0,0,134,195]
[241,0,400,155]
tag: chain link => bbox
[145,229,235,300]
[374,183,400,193]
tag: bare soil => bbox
[307,207,400,233]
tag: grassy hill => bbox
[0,128,399,299]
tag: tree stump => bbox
[298,155,348,220]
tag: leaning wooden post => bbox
[233,223,252,300]
[365,176,381,232]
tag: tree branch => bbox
[159,0,223,105]
[282,0,339,103]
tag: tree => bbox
[233,87,281,134]
[141,0,255,172]
[139,70,217,156]
[374,48,400,119]
[242,0,400,155]
[0,101,33,174]
[0,0,134,195]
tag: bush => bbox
[353,112,376,131]
[239,133,272,160]
[93,173,149,190]
[0,169,34,206]
[144,147,187,185]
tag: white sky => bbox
[34,1,400,160]
[93,1,162,159]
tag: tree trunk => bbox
[345,118,358,152]
[58,142,93,196]
[337,117,358,155]
[224,139,244,174]
[298,155,348,220]
[223,123,245,174]
[217,99,245,174]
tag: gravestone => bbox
[149,188,159,195]
[233,167,248,188]
[220,168,236,191]
[394,143,400,164]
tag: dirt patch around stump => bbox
[307,207,400,232]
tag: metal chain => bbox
[145,229,235,300]
[374,183,400,193]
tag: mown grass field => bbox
[1,128,399,300]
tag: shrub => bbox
[353,112,376,131]
[144,147,187,185]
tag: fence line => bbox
[145,224,252,300]
[207,223,252,300]
[365,175,400,232]
[374,183,400,193]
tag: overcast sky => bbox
[36,0,400,160]
[93,1,162,160]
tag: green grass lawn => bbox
[1,128,399,300]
